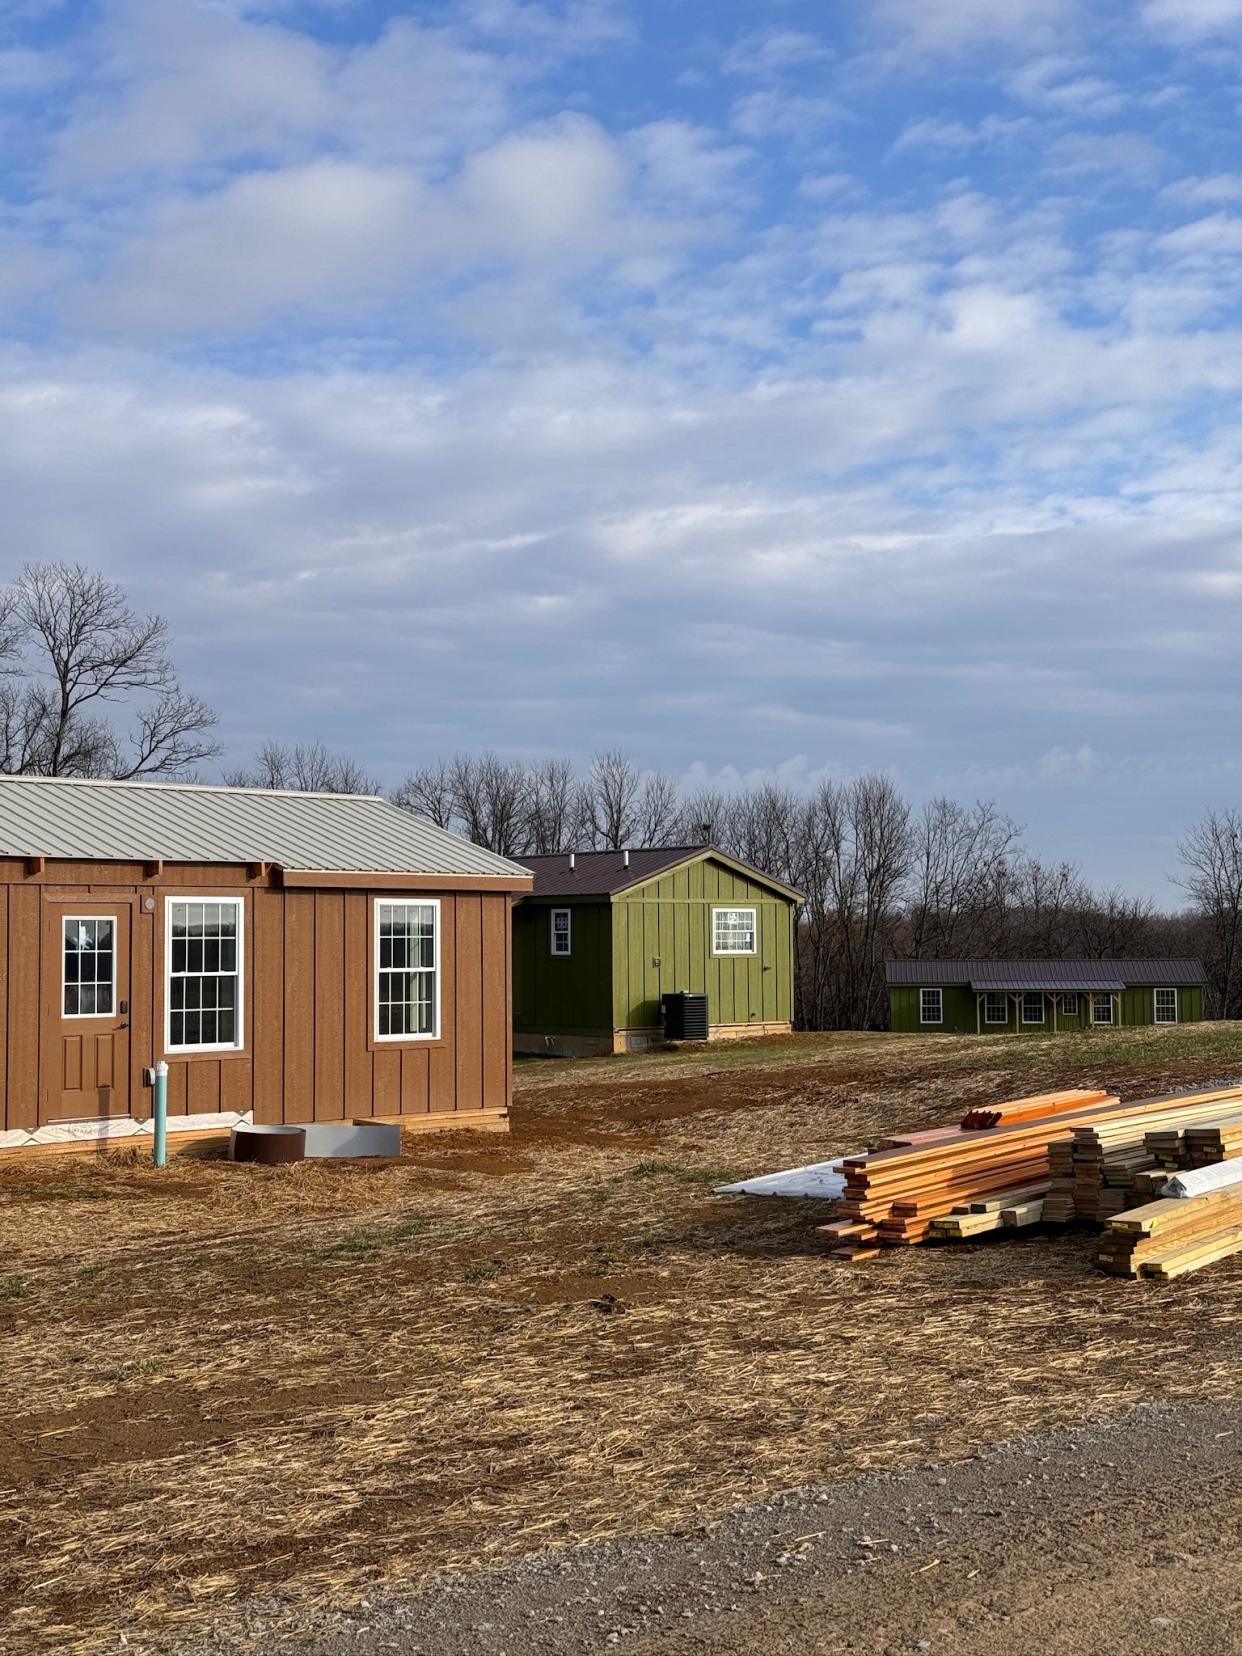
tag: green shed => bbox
[513,846,801,1056]
[886,958,1208,1035]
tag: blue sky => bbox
[3,0,1242,896]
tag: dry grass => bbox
[2,1024,1242,1654]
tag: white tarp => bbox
[717,1154,865,1201]
[1160,1159,1242,1199]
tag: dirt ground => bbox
[3,1025,1242,1655]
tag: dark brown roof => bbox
[886,959,1208,990]
[517,845,801,902]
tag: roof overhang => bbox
[277,868,533,893]
[609,847,804,905]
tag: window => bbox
[1091,993,1114,1026]
[63,917,115,1018]
[1060,994,1078,1019]
[1154,988,1178,1025]
[375,900,439,1041]
[984,992,1008,1025]
[1022,992,1045,1025]
[713,906,757,955]
[550,908,572,957]
[920,987,943,1024]
[166,899,243,1052]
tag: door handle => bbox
[117,1022,130,1030]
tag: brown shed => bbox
[0,774,532,1156]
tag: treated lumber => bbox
[1000,1199,1045,1227]
[960,1089,1114,1130]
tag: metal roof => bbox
[0,774,531,880]
[969,977,1126,993]
[886,958,1209,989]
[519,845,802,902]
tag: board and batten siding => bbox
[512,898,613,1037]
[889,981,1206,1034]
[0,859,512,1133]
[611,860,793,1033]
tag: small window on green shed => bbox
[920,987,943,1024]
[1060,993,1078,1018]
[984,992,1007,1024]
[1091,993,1114,1025]
[1021,992,1045,1024]
[712,907,756,955]
[1154,987,1178,1024]
[550,908,572,957]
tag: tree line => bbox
[2,562,1240,1027]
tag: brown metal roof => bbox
[518,845,802,903]
[885,958,1208,989]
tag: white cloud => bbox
[1142,0,1242,39]
[48,0,334,184]
[722,29,831,78]
[731,90,841,142]
[888,113,1033,157]
[458,114,629,255]
[1006,55,1125,118]
[627,120,754,208]
[867,0,1081,55]
[1163,174,1242,207]
[77,162,436,332]
[1045,131,1167,180]
[1039,744,1099,782]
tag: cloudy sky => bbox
[3,0,1242,894]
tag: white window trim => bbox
[1060,993,1078,1018]
[1154,987,1178,1025]
[712,905,758,956]
[373,897,441,1044]
[550,907,572,957]
[920,987,944,1025]
[164,896,245,1056]
[984,992,1008,1025]
[1091,992,1114,1026]
[1021,992,1045,1025]
[62,914,117,1020]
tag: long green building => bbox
[513,846,801,1056]
[886,958,1208,1034]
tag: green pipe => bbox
[153,1061,168,1168]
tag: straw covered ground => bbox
[3,1023,1242,1654]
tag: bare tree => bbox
[906,797,1022,959]
[525,757,579,854]
[1177,808,1242,1017]
[391,757,457,829]
[578,750,642,850]
[0,562,219,778]
[224,739,378,795]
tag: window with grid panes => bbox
[166,899,242,1051]
[712,906,756,954]
[375,900,439,1039]
[63,917,115,1017]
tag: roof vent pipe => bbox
[569,852,575,872]
[623,848,630,868]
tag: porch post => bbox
[976,992,982,1035]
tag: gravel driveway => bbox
[196,1399,1242,1656]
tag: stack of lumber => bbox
[1038,1088,1242,1225]
[929,1186,1048,1240]
[824,1090,1127,1256]
[1100,1182,1242,1279]
[960,1088,1111,1130]
[1183,1115,1242,1168]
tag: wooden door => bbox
[42,902,132,1122]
